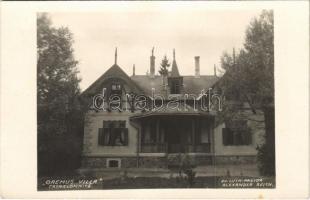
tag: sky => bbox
[49,6,262,91]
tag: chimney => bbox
[132,64,135,76]
[195,56,200,78]
[150,47,155,78]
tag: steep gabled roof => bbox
[170,49,181,77]
[82,64,144,96]
[170,60,180,77]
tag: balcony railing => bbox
[188,143,211,153]
[140,143,211,153]
[140,143,167,153]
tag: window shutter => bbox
[103,128,110,145]
[124,129,129,145]
[98,128,104,145]
[222,128,228,145]
[223,128,234,145]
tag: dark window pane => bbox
[243,129,252,145]
[109,160,119,168]
[224,120,251,146]
[123,129,129,145]
[119,121,126,128]
[222,128,234,146]
[234,131,243,145]
[111,83,121,91]
[103,128,111,145]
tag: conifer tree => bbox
[158,55,170,76]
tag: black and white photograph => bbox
[37,8,276,190]
[2,0,310,198]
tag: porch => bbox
[131,115,214,154]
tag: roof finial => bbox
[152,47,154,56]
[173,49,176,60]
[133,64,135,76]
[115,47,118,64]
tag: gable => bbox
[82,64,144,97]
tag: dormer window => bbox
[171,82,181,94]
[168,77,183,94]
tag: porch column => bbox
[156,119,160,143]
[156,119,160,152]
[192,118,196,152]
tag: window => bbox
[111,83,121,91]
[222,120,252,146]
[109,83,122,109]
[98,121,128,146]
[171,83,180,94]
[168,77,183,94]
[142,121,157,144]
[106,159,121,168]
[200,123,210,143]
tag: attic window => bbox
[111,84,121,91]
[110,83,122,97]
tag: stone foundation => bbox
[138,157,167,168]
[81,156,138,168]
[193,155,214,165]
[82,156,167,169]
[214,155,257,165]
[81,155,255,169]
[82,157,107,168]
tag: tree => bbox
[158,55,170,76]
[218,10,275,176]
[37,13,85,176]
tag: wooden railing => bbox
[140,143,211,153]
[188,143,211,153]
[140,143,167,153]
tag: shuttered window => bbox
[98,121,128,146]
[222,120,252,146]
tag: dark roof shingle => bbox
[131,75,219,96]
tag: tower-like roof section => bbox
[170,49,181,77]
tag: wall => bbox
[83,110,138,157]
